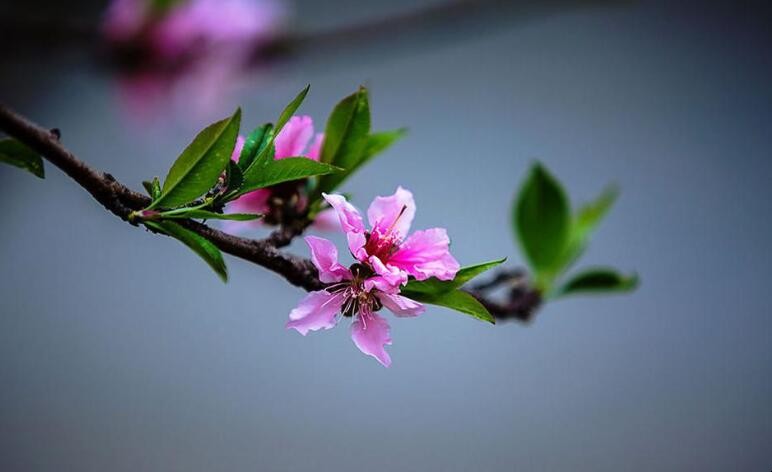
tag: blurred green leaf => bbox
[145,220,228,282]
[513,163,570,288]
[562,184,619,266]
[400,289,495,324]
[403,258,506,295]
[0,138,44,178]
[151,109,241,209]
[556,267,638,298]
[238,123,273,171]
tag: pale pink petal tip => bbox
[351,313,393,367]
[286,291,343,336]
[366,186,416,239]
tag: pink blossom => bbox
[102,0,285,60]
[323,188,460,288]
[224,116,332,231]
[287,236,425,367]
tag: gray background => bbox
[1,0,770,470]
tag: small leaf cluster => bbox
[513,163,638,299]
[132,86,404,281]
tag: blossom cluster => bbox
[286,188,460,367]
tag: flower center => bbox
[327,264,383,318]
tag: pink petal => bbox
[322,193,365,233]
[389,228,460,281]
[305,236,352,283]
[310,208,340,232]
[275,115,314,159]
[231,134,246,162]
[286,290,344,335]
[366,186,416,240]
[222,188,271,233]
[351,312,392,367]
[347,232,368,261]
[378,293,425,317]
[306,133,324,161]
[368,256,408,288]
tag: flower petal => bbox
[310,207,339,232]
[351,312,392,367]
[231,134,245,162]
[223,188,270,233]
[305,236,352,283]
[366,186,416,240]
[368,256,408,288]
[286,290,344,335]
[323,193,365,233]
[307,133,324,161]
[389,228,460,281]
[378,293,425,317]
[275,115,314,159]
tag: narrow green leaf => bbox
[317,88,371,189]
[240,157,338,194]
[238,123,273,171]
[561,184,619,267]
[556,267,638,298]
[142,180,154,195]
[152,108,241,209]
[275,85,310,134]
[0,138,44,178]
[403,258,507,295]
[162,210,262,221]
[400,289,495,324]
[145,220,228,281]
[513,163,571,285]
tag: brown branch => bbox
[0,103,541,321]
[0,103,323,292]
[466,268,542,322]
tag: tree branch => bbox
[0,103,541,321]
[0,103,323,291]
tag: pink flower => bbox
[102,0,285,59]
[287,236,425,367]
[224,115,331,231]
[323,187,460,288]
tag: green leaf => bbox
[141,177,162,200]
[317,128,406,195]
[162,210,262,221]
[240,157,339,195]
[145,220,228,282]
[275,85,310,134]
[151,108,241,209]
[562,184,619,266]
[513,163,571,287]
[400,289,495,324]
[556,267,638,298]
[315,87,371,194]
[403,258,506,295]
[0,138,44,178]
[225,160,243,194]
[238,123,273,171]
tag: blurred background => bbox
[1,0,770,470]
